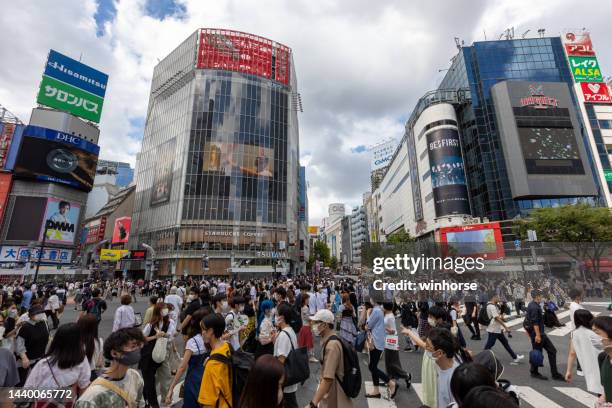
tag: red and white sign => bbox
[580,82,612,103]
[520,84,559,109]
[0,173,12,229]
[197,29,290,85]
[563,31,595,56]
[112,216,131,244]
[0,123,16,170]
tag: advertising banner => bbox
[100,248,129,261]
[568,56,603,82]
[197,29,290,86]
[439,222,505,259]
[605,169,612,181]
[44,50,108,98]
[150,138,175,206]
[0,246,72,264]
[0,173,12,228]
[40,198,81,245]
[580,82,612,103]
[14,125,99,191]
[36,75,104,123]
[0,122,16,170]
[518,127,584,175]
[308,226,319,235]
[202,142,274,177]
[563,31,595,56]
[298,166,306,221]
[426,128,470,217]
[370,139,397,171]
[112,216,131,244]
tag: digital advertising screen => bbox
[439,222,505,259]
[112,216,131,244]
[150,138,175,206]
[518,127,584,174]
[13,125,99,191]
[202,142,274,177]
[426,128,470,217]
[40,198,81,245]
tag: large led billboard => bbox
[202,142,274,177]
[13,125,99,191]
[439,222,505,259]
[150,138,175,206]
[197,29,290,86]
[426,128,470,217]
[518,127,584,174]
[6,196,47,241]
[40,198,81,245]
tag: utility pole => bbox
[33,222,51,283]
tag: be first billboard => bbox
[36,50,108,123]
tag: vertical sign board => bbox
[0,123,16,169]
[112,216,131,244]
[0,173,13,229]
[426,128,471,217]
[568,56,603,83]
[36,50,108,123]
[580,82,612,103]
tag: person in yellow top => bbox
[198,313,232,408]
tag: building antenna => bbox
[483,29,487,40]
[521,29,530,39]
[79,52,83,62]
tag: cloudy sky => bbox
[1,0,611,225]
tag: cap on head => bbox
[312,309,334,324]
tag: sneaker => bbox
[531,372,548,380]
[309,357,319,363]
[404,346,413,352]
[511,355,524,365]
[577,370,584,377]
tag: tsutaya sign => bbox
[520,84,559,109]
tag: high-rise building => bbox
[96,160,134,187]
[369,139,397,190]
[131,29,303,278]
[377,33,607,240]
[350,205,367,268]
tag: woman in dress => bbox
[165,308,210,407]
[564,309,604,395]
[338,293,357,345]
[297,293,317,362]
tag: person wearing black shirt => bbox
[524,290,563,380]
[179,287,201,340]
[15,304,50,386]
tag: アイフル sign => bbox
[580,82,612,103]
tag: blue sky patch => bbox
[144,0,187,20]
[94,0,117,37]
[351,145,367,154]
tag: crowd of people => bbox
[0,274,610,408]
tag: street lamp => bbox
[141,243,156,280]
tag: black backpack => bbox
[477,303,493,326]
[323,335,361,398]
[400,303,418,328]
[208,347,254,408]
[288,303,303,334]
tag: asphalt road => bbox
[56,295,610,408]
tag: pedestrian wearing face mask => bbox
[179,288,201,341]
[256,299,276,359]
[213,293,228,316]
[75,328,146,408]
[15,304,49,386]
[140,303,176,408]
[365,299,393,398]
[226,296,247,351]
[274,303,299,408]
[592,316,612,405]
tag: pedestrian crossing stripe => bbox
[374,383,600,408]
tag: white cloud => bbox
[1,0,611,225]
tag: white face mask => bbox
[161,309,169,317]
[428,317,437,327]
[311,323,321,336]
[34,314,46,322]
[187,295,195,301]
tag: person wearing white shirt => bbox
[274,304,299,408]
[225,297,246,351]
[44,290,61,329]
[112,295,135,332]
[164,287,183,322]
[569,288,585,330]
[565,309,604,394]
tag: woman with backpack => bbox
[338,293,357,345]
[140,303,175,408]
[164,308,210,407]
[24,323,91,406]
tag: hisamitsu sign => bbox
[44,50,108,98]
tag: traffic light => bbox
[202,255,209,271]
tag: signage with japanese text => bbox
[580,82,612,103]
[36,75,104,123]
[563,31,595,56]
[568,56,603,82]
[0,246,72,264]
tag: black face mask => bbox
[116,349,141,366]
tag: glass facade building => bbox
[437,37,604,221]
[131,29,302,277]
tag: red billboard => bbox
[563,31,595,56]
[439,222,505,259]
[0,173,12,229]
[112,216,131,244]
[580,82,612,103]
[0,123,16,170]
[197,29,290,85]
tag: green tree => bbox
[330,256,338,271]
[386,229,415,244]
[312,240,331,266]
[520,204,612,275]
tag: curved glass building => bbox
[131,29,303,277]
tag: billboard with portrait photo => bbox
[202,142,274,177]
[150,138,175,206]
[14,125,99,192]
[40,198,81,245]
[112,216,131,244]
